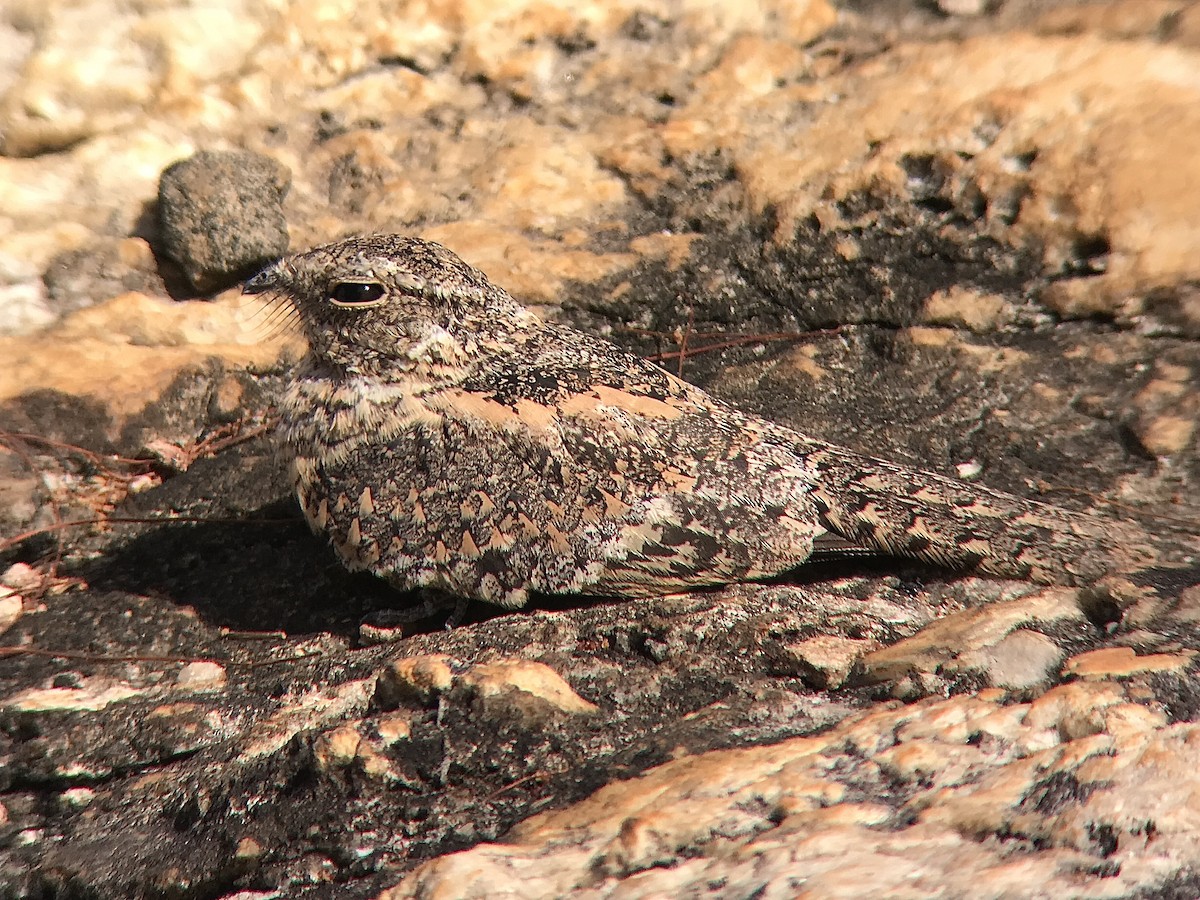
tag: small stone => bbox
[1137,415,1196,457]
[0,281,55,336]
[175,661,227,690]
[58,788,95,809]
[936,0,994,16]
[962,628,1063,690]
[955,460,983,481]
[210,374,246,420]
[311,722,401,783]
[235,836,265,860]
[923,287,1011,332]
[157,150,291,293]
[375,711,413,745]
[2,563,41,592]
[765,634,878,689]
[126,473,161,494]
[375,654,456,709]
[312,724,363,771]
[0,590,22,635]
[455,659,598,721]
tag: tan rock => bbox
[628,231,701,271]
[0,124,193,245]
[375,654,456,709]
[4,681,141,713]
[767,634,878,689]
[0,0,263,156]
[1138,415,1196,456]
[860,588,1082,685]
[383,684,1200,899]
[0,281,55,335]
[239,677,376,760]
[313,720,411,783]
[1,563,41,592]
[174,661,228,691]
[0,290,302,417]
[420,221,636,305]
[474,122,627,230]
[1064,646,1196,679]
[661,32,1200,324]
[0,590,23,636]
[235,836,264,859]
[959,628,1065,690]
[456,659,598,717]
[312,724,365,770]
[374,712,414,745]
[923,286,1014,333]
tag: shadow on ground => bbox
[76,498,394,638]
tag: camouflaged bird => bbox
[244,235,1188,613]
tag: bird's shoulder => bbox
[436,322,717,430]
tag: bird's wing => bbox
[424,334,821,595]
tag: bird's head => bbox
[244,235,532,377]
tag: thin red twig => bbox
[0,431,153,470]
[0,514,298,553]
[0,646,217,664]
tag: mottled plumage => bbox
[244,235,1190,612]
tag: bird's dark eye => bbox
[329,282,386,307]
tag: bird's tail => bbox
[791,435,1196,590]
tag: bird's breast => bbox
[280,374,443,464]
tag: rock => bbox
[0,281,55,336]
[157,150,291,293]
[454,659,599,722]
[0,0,263,157]
[0,128,193,280]
[0,289,302,417]
[43,237,167,316]
[58,788,95,810]
[175,661,227,690]
[0,590,22,635]
[1,563,41,592]
[376,655,598,724]
[311,721,406,783]
[959,628,1065,690]
[383,683,1200,899]
[1063,646,1196,680]
[4,680,141,713]
[922,286,1015,333]
[762,633,878,690]
[860,588,1084,688]
[937,0,994,15]
[375,654,457,709]
[1,1,1199,898]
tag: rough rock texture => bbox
[1,1,1199,898]
[158,150,292,292]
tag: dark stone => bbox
[157,150,292,293]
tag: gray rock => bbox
[43,237,166,315]
[157,150,291,293]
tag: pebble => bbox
[157,150,291,293]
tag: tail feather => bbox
[794,437,1193,588]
